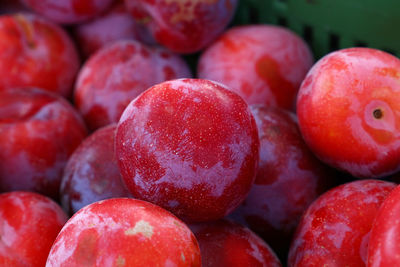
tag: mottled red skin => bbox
[297,47,400,178]
[0,13,80,98]
[47,198,201,266]
[116,78,259,222]
[60,124,132,215]
[190,219,281,267]
[125,0,238,54]
[0,191,68,267]
[0,88,87,199]
[229,105,336,258]
[198,25,313,110]
[288,179,396,267]
[367,185,400,266]
[75,40,192,131]
[21,0,114,24]
[73,2,154,58]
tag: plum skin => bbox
[73,2,154,58]
[198,25,313,110]
[74,40,191,131]
[229,105,336,258]
[125,0,238,54]
[288,179,396,266]
[21,0,114,24]
[0,88,88,199]
[0,191,68,267]
[116,78,260,222]
[297,47,400,178]
[0,13,80,98]
[60,124,132,215]
[367,184,400,266]
[46,198,201,266]
[190,219,282,267]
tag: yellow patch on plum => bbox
[125,220,154,238]
[165,0,219,24]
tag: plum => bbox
[46,198,201,266]
[74,40,191,131]
[190,219,281,267]
[198,25,313,110]
[288,179,396,266]
[0,191,68,267]
[60,124,132,215]
[73,1,154,58]
[115,78,259,222]
[368,184,400,266]
[0,88,87,199]
[0,13,80,98]
[125,0,238,53]
[229,105,336,259]
[297,47,400,178]
[21,0,114,24]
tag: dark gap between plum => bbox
[248,6,260,23]
[303,25,313,45]
[277,16,287,27]
[382,48,397,56]
[354,40,368,47]
[329,33,339,51]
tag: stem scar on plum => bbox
[14,15,36,49]
[373,108,383,119]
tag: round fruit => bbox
[74,40,191,131]
[288,179,396,266]
[198,25,313,110]
[0,88,87,199]
[190,219,282,267]
[116,78,259,222]
[60,124,132,215]
[0,13,80,98]
[367,184,400,266]
[297,47,400,178]
[229,105,335,257]
[73,2,154,58]
[21,0,114,24]
[125,0,238,53]
[0,191,68,267]
[46,198,201,266]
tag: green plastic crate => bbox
[233,0,400,59]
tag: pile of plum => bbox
[1,0,400,266]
